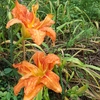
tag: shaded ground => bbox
[66,39,100,66]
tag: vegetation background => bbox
[0,0,100,100]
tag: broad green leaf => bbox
[4,68,12,74]
[6,92,11,100]
[13,96,17,100]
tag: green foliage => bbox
[43,88,50,100]
[66,85,88,100]
[1,0,100,100]
[0,87,21,100]
[76,0,100,20]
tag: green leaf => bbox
[42,42,49,50]
[34,89,43,100]
[13,96,17,100]
[65,57,84,66]
[69,71,74,81]
[6,92,11,100]
[0,91,3,96]
[43,88,50,100]
[4,68,12,74]
[76,84,88,96]
[85,64,100,71]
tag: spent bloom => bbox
[13,51,62,100]
[6,0,56,45]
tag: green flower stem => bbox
[22,39,26,60]
[9,28,13,64]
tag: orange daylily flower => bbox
[6,0,56,45]
[13,51,62,100]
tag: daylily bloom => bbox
[6,0,56,45]
[13,51,62,100]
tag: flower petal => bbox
[41,70,62,93]
[24,76,40,95]
[32,51,45,67]
[29,29,46,45]
[41,27,56,43]
[24,84,44,100]
[21,73,33,80]
[12,0,27,17]
[32,3,39,14]
[14,79,25,95]
[12,0,33,26]
[43,54,61,70]
[13,61,40,76]
[38,14,55,28]
[6,18,22,28]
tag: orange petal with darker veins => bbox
[12,0,33,26]
[13,61,40,76]
[12,0,27,18]
[43,53,61,70]
[32,51,45,67]
[40,70,62,93]
[14,79,25,95]
[41,27,56,43]
[24,84,44,100]
[29,29,46,45]
[24,76,40,95]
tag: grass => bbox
[0,0,100,100]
